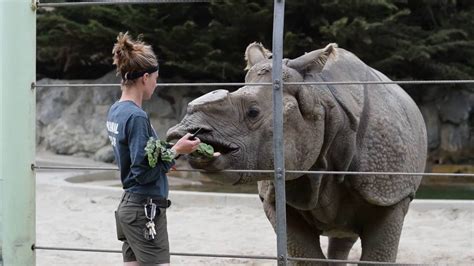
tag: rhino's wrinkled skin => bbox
[167,43,427,264]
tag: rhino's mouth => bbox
[166,128,239,167]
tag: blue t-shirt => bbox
[106,100,174,198]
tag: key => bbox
[146,220,156,239]
[144,201,157,240]
[149,221,157,235]
[146,221,156,232]
[148,228,154,240]
[143,227,152,240]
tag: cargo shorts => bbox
[115,196,170,264]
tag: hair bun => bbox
[111,31,157,83]
[112,32,135,69]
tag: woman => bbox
[107,32,198,266]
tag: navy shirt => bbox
[106,100,174,198]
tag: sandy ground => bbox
[35,153,474,265]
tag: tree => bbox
[37,0,474,92]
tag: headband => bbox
[123,65,159,80]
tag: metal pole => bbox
[271,0,287,265]
[0,0,36,264]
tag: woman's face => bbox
[143,71,159,100]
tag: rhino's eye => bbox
[247,107,260,118]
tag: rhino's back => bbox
[318,48,427,206]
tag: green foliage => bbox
[190,143,215,159]
[145,137,215,167]
[37,0,474,94]
[145,137,173,167]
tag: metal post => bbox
[271,0,287,265]
[0,0,36,264]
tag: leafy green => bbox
[191,143,215,159]
[145,137,215,167]
[145,137,174,167]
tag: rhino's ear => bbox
[286,43,337,74]
[244,42,272,70]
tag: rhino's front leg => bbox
[359,197,411,263]
[327,236,358,261]
[262,198,326,265]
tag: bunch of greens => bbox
[145,137,215,168]
[145,137,174,167]
[190,142,215,159]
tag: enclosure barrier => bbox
[32,165,474,177]
[32,79,474,88]
[32,245,422,265]
[36,0,210,8]
[1,0,471,265]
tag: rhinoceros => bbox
[167,43,427,263]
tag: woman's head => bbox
[112,32,158,99]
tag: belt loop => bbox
[121,192,126,202]
[124,191,131,203]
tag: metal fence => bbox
[21,0,474,265]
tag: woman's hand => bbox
[171,133,200,155]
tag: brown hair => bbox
[112,32,158,85]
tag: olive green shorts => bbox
[115,198,169,264]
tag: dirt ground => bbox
[35,152,474,265]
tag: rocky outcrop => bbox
[419,88,473,165]
[37,71,473,165]
[36,71,210,163]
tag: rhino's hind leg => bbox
[327,236,357,261]
[359,197,411,263]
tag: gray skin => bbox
[167,43,427,264]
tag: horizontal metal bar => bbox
[34,246,121,253]
[37,0,209,8]
[33,79,474,88]
[286,80,474,86]
[287,256,421,265]
[171,252,276,260]
[33,246,429,264]
[33,246,277,260]
[33,82,270,88]
[285,170,474,177]
[158,82,271,87]
[173,169,275,173]
[32,165,474,177]
[34,165,119,171]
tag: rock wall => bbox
[419,88,473,165]
[36,71,473,166]
[36,71,210,163]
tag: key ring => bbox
[144,200,157,220]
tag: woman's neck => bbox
[120,85,143,107]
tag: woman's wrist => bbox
[170,147,179,158]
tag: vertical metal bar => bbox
[271,0,287,265]
[0,0,36,264]
[0,3,3,260]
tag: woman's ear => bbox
[141,73,149,84]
